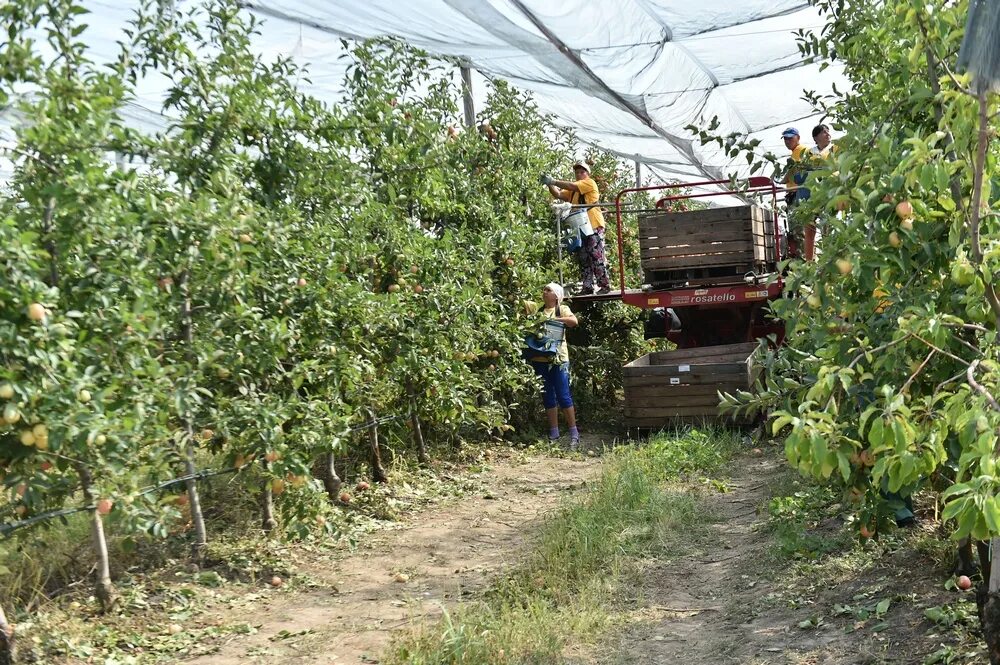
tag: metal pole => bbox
[634,156,641,188]
[460,65,475,129]
[556,211,564,286]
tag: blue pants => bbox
[531,362,573,409]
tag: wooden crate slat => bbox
[643,252,756,270]
[640,240,756,260]
[641,205,766,226]
[648,343,757,363]
[639,222,752,241]
[626,394,727,408]
[625,414,755,428]
[623,383,745,398]
[624,363,749,378]
[624,405,724,417]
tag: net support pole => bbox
[460,65,475,129]
[634,156,642,188]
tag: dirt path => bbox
[186,450,601,664]
[606,451,982,665]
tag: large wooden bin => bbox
[623,342,759,428]
[639,205,776,286]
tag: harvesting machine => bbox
[570,177,790,428]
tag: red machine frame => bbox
[572,177,788,348]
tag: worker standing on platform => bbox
[541,161,611,294]
[781,127,816,261]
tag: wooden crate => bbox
[623,342,759,428]
[639,205,776,285]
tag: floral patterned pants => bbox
[579,227,610,291]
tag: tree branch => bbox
[967,360,1000,414]
[968,87,1000,328]
[901,349,935,394]
[847,334,913,370]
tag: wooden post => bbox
[460,65,475,129]
[635,156,642,188]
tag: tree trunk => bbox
[0,603,14,665]
[320,451,342,502]
[179,273,208,556]
[76,464,117,612]
[412,410,428,465]
[956,537,978,577]
[261,461,277,534]
[407,393,428,465]
[368,415,389,484]
[182,425,208,559]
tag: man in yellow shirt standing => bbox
[781,127,816,261]
[542,161,611,294]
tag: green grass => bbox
[387,427,741,665]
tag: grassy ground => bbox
[386,427,743,664]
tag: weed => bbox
[387,428,737,664]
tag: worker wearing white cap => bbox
[524,282,581,448]
[540,161,611,294]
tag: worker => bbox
[811,123,836,159]
[781,127,816,261]
[524,283,581,448]
[541,162,611,295]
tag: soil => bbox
[182,440,986,665]
[603,451,986,665]
[184,444,604,664]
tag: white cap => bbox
[544,282,564,304]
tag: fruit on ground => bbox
[356,481,370,491]
[270,575,283,588]
[96,498,113,515]
[393,572,409,583]
[339,491,351,503]
[958,575,972,590]
[239,233,252,243]
[860,523,875,538]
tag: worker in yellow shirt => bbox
[781,127,816,261]
[810,123,836,159]
[541,161,611,294]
